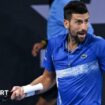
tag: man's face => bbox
[64,13,89,42]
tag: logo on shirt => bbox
[81,54,87,59]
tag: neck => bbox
[67,35,78,51]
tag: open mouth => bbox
[77,31,86,38]
[78,35,86,39]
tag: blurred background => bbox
[0,0,105,105]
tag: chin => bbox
[78,37,86,43]
[78,34,86,42]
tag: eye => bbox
[85,19,89,24]
[76,20,82,25]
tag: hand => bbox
[32,42,45,57]
[11,86,26,100]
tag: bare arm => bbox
[11,69,55,100]
[32,40,48,57]
[30,69,56,93]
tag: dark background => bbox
[0,0,105,105]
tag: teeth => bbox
[78,34,85,37]
[78,34,84,36]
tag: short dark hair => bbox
[64,1,88,20]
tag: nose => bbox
[81,23,88,30]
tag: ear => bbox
[64,19,69,29]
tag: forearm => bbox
[23,70,55,96]
[30,75,55,94]
[10,70,56,99]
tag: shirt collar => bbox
[64,33,92,53]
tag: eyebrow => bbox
[74,17,89,21]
